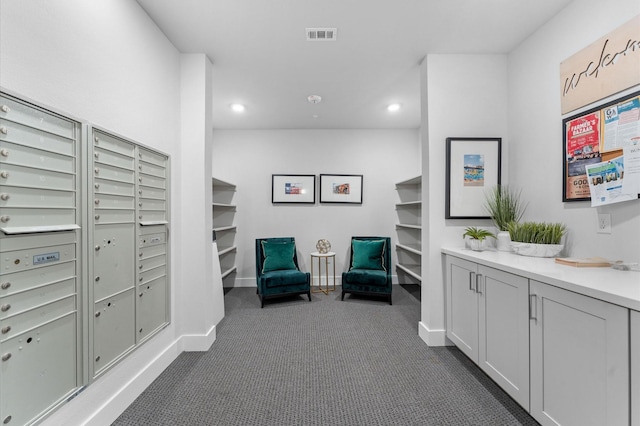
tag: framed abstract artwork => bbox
[271,174,316,204]
[319,174,363,204]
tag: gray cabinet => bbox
[445,255,530,409]
[0,93,82,426]
[631,310,639,426]
[530,280,629,426]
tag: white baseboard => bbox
[418,321,452,347]
[179,323,217,352]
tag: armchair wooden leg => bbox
[389,294,392,305]
[308,291,312,302]
[341,290,345,301]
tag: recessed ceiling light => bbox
[230,103,245,112]
[387,103,401,112]
[307,95,322,104]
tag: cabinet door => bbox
[478,265,529,410]
[632,310,640,426]
[445,256,478,361]
[530,280,629,426]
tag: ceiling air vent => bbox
[306,28,337,41]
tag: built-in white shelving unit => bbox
[212,178,237,283]
[395,175,422,284]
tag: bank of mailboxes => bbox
[0,91,170,425]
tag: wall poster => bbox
[563,90,640,202]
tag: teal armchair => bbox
[341,236,392,305]
[255,237,311,308]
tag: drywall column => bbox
[178,54,224,351]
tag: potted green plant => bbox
[462,226,495,251]
[484,185,527,251]
[507,221,567,257]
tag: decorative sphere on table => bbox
[316,239,331,254]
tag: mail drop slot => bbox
[0,260,75,297]
[0,118,74,157]
[138,162,165,178]
[0,95,76,139]
[1,243,75,274]
[0,295,75,340]
[93,288,135,376]
[138,185,165,200]
[0,278,75,321]
[94,178,135,197]
[137,276,167,341]
[0,186,75,209]
[138,173,165,189]
[93,163,134,184]
[94,193,135,210]
[138,148,167,167]
[0,140,75,174]
[0,313,77,426]
[0,207,76,230]
[94,147,135,171]
[0,163,75,191]
[93,131,135,157]
[137,198,165,211]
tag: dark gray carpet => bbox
[113,286,539,425]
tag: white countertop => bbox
[442,246,640,311]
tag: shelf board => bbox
[396,175,421,186]
[396,263,422,281]
[212,177,236,188]
[395,200,422,207]
[213,225,237,232]
[212,202,236,208]
[221,266,237,279]
[217,245,237,256]
[396,223,422,230]
[396,243,422,256]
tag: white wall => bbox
[419,55,509,346]
[212,129,420,284]
[508,0,640,260]
[0,1,220,424]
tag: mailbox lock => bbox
[1,304,11,312]
[94,167,100,175]
[139,264,143,269]
[139,202,143,207]
[0,128,7,136]
[0,194,9,201]
[0,216,9,223]
[94,152,99,159]
[0,105,9,113]
[94,199,100,205]
[94,183,100,189]
[95,245,101,251]
[0,171,8,179]
[139,292,143,297]
[1,326,10,334]
[139,252,143,257]
[0,282,10,290]
[95,276,100,282]
[139,276,143,282]
[95,311,101,317]
[0,148,8,156]
[1,353,11,362]
[94,136,99,143]
[95,214,100,220]
[3,415,11,424]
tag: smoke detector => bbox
[306,28,337,41]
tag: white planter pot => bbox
[510,242,564,257]
[496,231,512,252]
[469,239,485,251]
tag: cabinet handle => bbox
[529,294,537,321]
[469,272,476,291]
[475,274,483,294]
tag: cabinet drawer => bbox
[94,193,135,210]
[1,243,76,275]
[93,163,134,184]
[139,253,166,273]
[138,162,165,178]
[94,178,135,197]
[0,207,76,229]
[0,260,76,297]
[93,209,135,225]
[0,278,75,321]
[138,198,166,211]
[0,140,75,174]
[0,186,75,209]
[93,288,135,376]
[0,118,74,156]
[94,147,135,171]
[0,95,76,139]
[138,173,165,189]
[0,295,75,340]
[0,163,75,191]
[138,148,167,167]
[93,131,135,157]
[137,276,168,341]
[0,313,77,426]
[138,185,166,200]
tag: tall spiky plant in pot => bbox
[484,185,527,251]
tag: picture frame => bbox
[319,174,363,204]
[271,174,316,204]
[445,137,502,219]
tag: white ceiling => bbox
[136,0,573,130]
